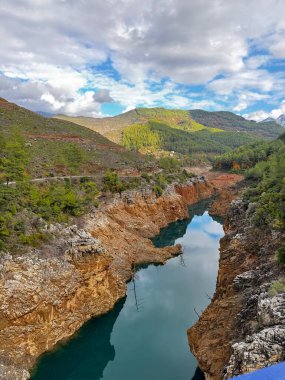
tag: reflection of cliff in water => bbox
[30,298,125,380]
[152,198,213,248]
[152,218,190,247]
[210,214,224,225]
[191,366,205,380]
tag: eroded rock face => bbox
[0,228,124,380]
[0,178,214,379]
[188,197,285,380]
[224,289,285,378]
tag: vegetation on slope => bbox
[0,135,194,252]
[0,98,147,251]
[55,107,283,163]
[213,140,284,171]
[0,98,145,178]
[55,107,210,142]
[122,123,161,151]
[0,131,101,250]
[212,130,285,231]
[122,120,260,158]
[189,110,284,139]
[243,142,285,229]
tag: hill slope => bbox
[56,107,284,142]
[0,98,145,178]
[55,108,210,143]
[54,107,283,161]
[189,109,283,139]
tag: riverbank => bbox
[0,173,241,380]
[188,195,285,379]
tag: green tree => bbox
[103,170,126,193]
[63,143,84,174]
[0,130,28,185]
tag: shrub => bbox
[153,185,163,197]
[277,245,285,265]
[80,179,99,195]
[269,278,285,296]
[103,170,127,194]
[19,232,49,247]
[159,156,180,172]
[154,173,167,189]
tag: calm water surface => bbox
[31,199,224,380]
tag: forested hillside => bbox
[212,131,285,230]
[189,110,284,139]
[213,140,284,170]
[244,141,285,230]
[55,108,210,143]
[55,107,283,162]
[122,120,259,157]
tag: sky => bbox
[0,0,285,120]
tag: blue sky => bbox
[0,0,285,121]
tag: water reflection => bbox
[30,298,125,380]
[31,200,223,380]
[191,367,205,380]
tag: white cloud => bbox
[0,0,285,115]
[244,100,285,122]
[233,91,270,112]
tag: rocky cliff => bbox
[0,177,217,379]
[188,198,285,379]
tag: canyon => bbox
[0,174,240,380]
[3,170,282,380]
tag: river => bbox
[31,199,224,380]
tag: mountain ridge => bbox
[260,113,285,127]
[54,107,284,140]
[53,107,284,163]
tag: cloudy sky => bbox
[1,0,285,120]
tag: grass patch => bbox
[269,278,285,296]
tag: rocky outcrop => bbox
[0,177,216,379]
[208,173,244,217]
[188,199,285,380]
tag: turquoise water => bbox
[31,199,223,380]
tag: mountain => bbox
[189,110,284,139]
[55,108,284,162]
[276,114,285,127]
[54,108,209,143]
[260,114,285,128]
[56,108,284,142]
[262,117,276,123]
[0,98,145,178]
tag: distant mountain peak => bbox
[261,114,285,128]
[262,117,275,123]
